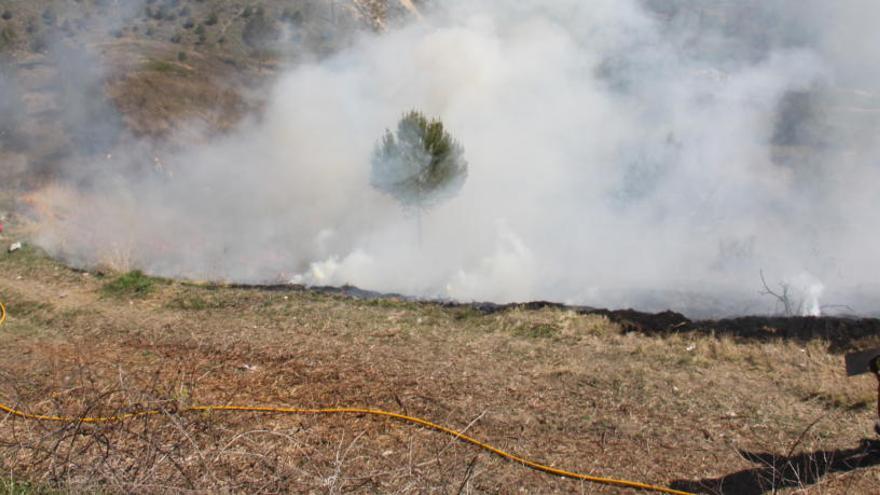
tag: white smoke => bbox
[24,0,880,317]
[796,273,826,317]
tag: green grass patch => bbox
[514,323,558,339]
[144,59,190,75]
[168,294,211,310]
[0,478,55,495]
[166,293,234,310]
[102,270,156,299]
[0,244,55,272]
[451,306,484,321]
[7,297,52,315]
[0,26,16,52]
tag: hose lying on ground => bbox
[0,300,693,495]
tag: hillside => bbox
[0,0,419,188]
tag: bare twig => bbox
[759,270,800,316]
[786,413,830,460]
[455,455,479,495]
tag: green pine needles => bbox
[371,110,468,214]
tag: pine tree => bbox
[371,110,468,241]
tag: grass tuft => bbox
[166,293,237,310]
[0,479,54,495]
[102,270,156,298]
[144,59,190,76]
[514,323,558,339]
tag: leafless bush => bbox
[759,270,803,316]
[0,363,492,494]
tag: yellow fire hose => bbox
[0,300,692,495]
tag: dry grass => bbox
[0,233,879,494]
[104,48,250,139]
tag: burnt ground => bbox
[222,282,880,354]
[1,231,880,494]
[590,311,880,354]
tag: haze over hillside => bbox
[2,0,880,318]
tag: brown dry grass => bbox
[97,36,261,140]
[0,225,879,493]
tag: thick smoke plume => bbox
[17,0,880,317]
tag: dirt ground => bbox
[1,218,879,495]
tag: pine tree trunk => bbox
[416,208,423,247]
[415,187,423,247]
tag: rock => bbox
[8,242,22,253]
